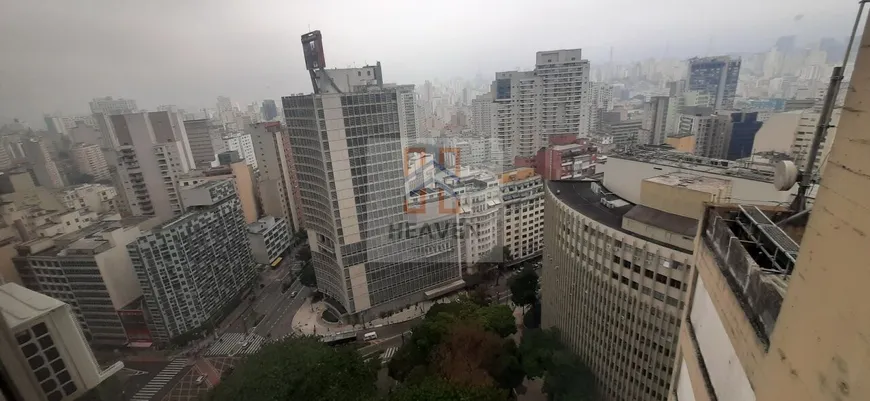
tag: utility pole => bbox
[791,0,867,211]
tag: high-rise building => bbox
[178,158,259,224]
[643,96,670,145]
[246,122,295,235]
[22,138,63,189]
[12,217,156,346]
[672,27,870,400]
[677,106,732,159]
[183,119,224,168]
[224,133,257,168]
[687,56,741,110]
[726,111,763,160]
[499,168,544,261]
[261,99,278,121]
[283,65,460,319]
[542,173,731,401]
[70,143,110,181]
[247,216,291,265]
[588,82,614,134]
[43,116,68,138]
[494,49,591,167]
[128,180,256,343]
[471,92,495,140]
[68,124,102,147]
[110,112,194,221]
[0,283,123,401]
[88,96,137,116]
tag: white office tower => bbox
[587,82,614,134]
[128,180,256,343]
[283,72,460,320]
[224,133,257,168]
[0,283,122,401]
[678,106,733,159]
[110,112,194,221]
[246,122,295,235]
[70,143,110,181]
[471,92,496,139]
[88,97,137,116]
[493,49,590,168]
[642,96,670,145]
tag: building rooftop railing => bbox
[701,205,796,348]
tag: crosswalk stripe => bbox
[129,359,188,401]
[206,332,267,356]
[381,347,398,364]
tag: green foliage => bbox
[489,340,525,390]
[519,329,597,401]
[205,336,377,401]
[300,261,317,287]
[474,304,517,338]
[543,351,596,401]
[523,301,542,329]
[387,379,507,401]
[509,267,539,308]
[518,329,559,379]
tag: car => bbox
[290,291,298,297]
[239,341,249,348]
[195,375,205,385]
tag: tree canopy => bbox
[299,261,317,287]
[205,336,378,401]
[509,267,539,308]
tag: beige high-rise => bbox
[71,143,110,181]
[670,16,870,401]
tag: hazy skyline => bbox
[0,0,861,126]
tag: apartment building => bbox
[643,96,670,146]
[676,106,733,160]
[128,180,255,342]
[284,74,459,320]
[22,138,63,189]
[70,143,110,181]
[247,122,295,235]
[247,216,291,265]
[12,217,154,346]
[183,119,225,168]
[687,56,741,110]
[542,173,730,401]
[493,49,590,167]
[178,159,258,224]
[499,168,543,261]
[111,112,193,221]
[57,184,117,214]
[89,96,137,116]
[224,132,257,168]
[0,283,122,401]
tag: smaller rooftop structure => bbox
[0,282,66,329]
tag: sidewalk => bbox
[290,293,466,336]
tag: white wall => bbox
[602,156,792,205]
[690,276,756,401]
[677,359,696,401]
[96,226,143,310]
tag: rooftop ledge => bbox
[701,204,805,348]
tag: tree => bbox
[469,285,490,307]
[433,323,503,387]
[387,379,506,401]
[542,351,597,401]
[299,262,317,287]
[523,301,542,329]
[475,304,517,338]
[205,336,377,401]
[296,245,312,262]
[518,329,560,379]
[488,340,525,390]
[509,267,539,310]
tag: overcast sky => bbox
[0,0,861,127]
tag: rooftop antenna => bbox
[783,0,867,211]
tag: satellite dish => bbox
[774,160,799,191]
